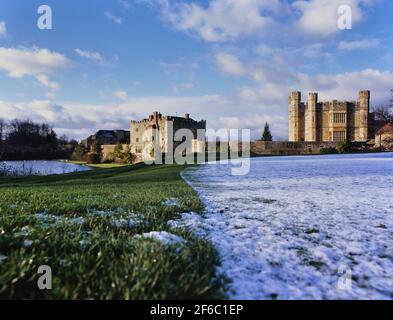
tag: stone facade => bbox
[375,123,393,149]
[81,130,130,149]
[250,141,346,156]
[101,144,129,161]
[289,91,372,143]
[130,112,206,161]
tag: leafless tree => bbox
[390,89,393,109]
[373,105,393,124]
[0,118,5,143]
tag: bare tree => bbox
[0,118,5,143]
[390,89,393,109]
[373,105,393,124]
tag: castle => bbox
[289,90,372,142]
[130,112,206,161]
[81,130,130,149]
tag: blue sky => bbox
[0,0,393,140]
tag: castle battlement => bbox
[129,112,206,161]
[289,90,371,143]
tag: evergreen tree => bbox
[113,143,124,161]
[122,145,136,164]
[261,122,273,141]
[90,141,102,162]
[75,143,86,161]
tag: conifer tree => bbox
[262,122,273,141]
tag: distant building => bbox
[289,90,374,142]
[81,130,130,149]
[130,112,206,162]
[375,123,393,149]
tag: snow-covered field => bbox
[181,153,393,300]
[0,160,90,176]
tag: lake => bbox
[0,160,90,176]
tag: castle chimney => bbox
[185,113,190,120]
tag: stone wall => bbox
[250,141,341,155]
[375,133,393,149]
[101,144,129,160]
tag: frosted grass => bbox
[182,153,393,300]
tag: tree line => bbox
[0,119,77,161]
[73,141,136,164]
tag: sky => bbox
[0,0,393,140]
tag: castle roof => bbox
[376,123,393,135]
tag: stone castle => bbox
[289,90,371,142]
[86,112,206,162]
[130,112,206,161]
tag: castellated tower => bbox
[288,90,371,143]
[305,92,318,142]
[357,90,370,142]
[288,91,303,142]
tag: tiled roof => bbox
[376,123,393,135]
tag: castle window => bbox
[333,113,347,124]
[333,131,346,142]
[136,138,139,143]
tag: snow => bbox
[138,231,185,245]
[110,217,143,228]
[181,152,393,300]
[23,240,33,247]
[0,160,90,176]
[162,198,179,207]
[34,212,85,226]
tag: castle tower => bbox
[289,91,301,141]
[305,92,318,142]
[358,90,370,142]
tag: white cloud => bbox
[0,21,6,36]
[159,0,284,42]
[1,65,391,141]
[0,47,69,78]
[338,38,380,50]
[114,90,129,101]
[74,48,104,62]
[146,0,378,40]
[0,47,69,98]
[104,11,123,24]
[173,82,194,93]
[292,0,374,37]
[35,74,60,94]
[215,53,247,76]
[257,44,279,56]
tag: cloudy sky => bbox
[0,0,392,140]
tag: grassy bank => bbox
[0,164,226,299]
